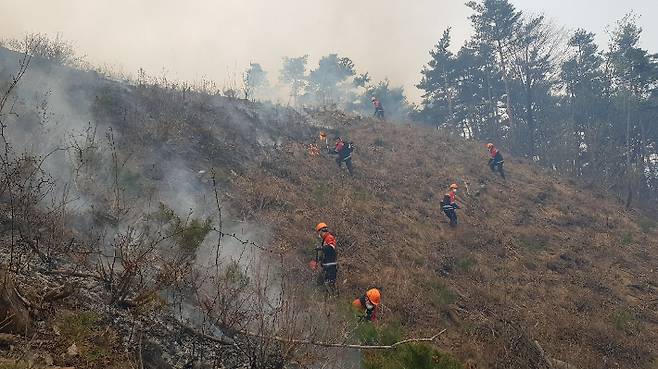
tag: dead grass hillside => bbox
[229,113,658,369]
[1,46,656,368]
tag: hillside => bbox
[236,112,658,368]
[0,47,657,369]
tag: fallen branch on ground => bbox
[41,268,102,281]
[180,321,446,350]
[533,340,577,369]
[177,321,235,345]
[238,328,447,350]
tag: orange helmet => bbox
[366,288,381,305]
[450,183,458,189]
[315,222,328,232]
[486,143,494,149]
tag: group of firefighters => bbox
[313,221,381,321]
[312,104,507,320]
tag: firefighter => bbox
[319,131,329,152]
[334,136,354,175]
[486,143,506,179]
[352,288,381,321]
[314,222,338,296]
[441,183,460,226]
[371,97,385,120]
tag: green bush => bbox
[363,343,463,369]
[357,321,380,345]
[224,260,250,289]
[150,202,212,253]
[60,311,114,363]
[177,217,213,252]
[61,311,99,341]
[358,320,464,369]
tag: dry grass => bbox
[227,113,658,369]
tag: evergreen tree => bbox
[467,0,522,143]
[417,28,458,128]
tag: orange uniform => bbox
[352,289,381,321]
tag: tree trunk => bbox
[524,68,536,158]
[625,94,633,209]
[442,65,454,126]
[0,271,32,336]
[485,70,499,140]
[496,40,515,150]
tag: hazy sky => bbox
[2,0,657,102]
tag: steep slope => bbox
[228,113,658,369]
[0,47,657,369]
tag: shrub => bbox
[224,260,250,289]
[59,311,117,363]
[358,320,463,369]
[177,217,213,252]
[150,202,212,253]
[6,33,82,66]
[61,311,99,341]
[363,343,463,369]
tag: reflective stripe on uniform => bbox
[322,262,337,266]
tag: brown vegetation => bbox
[0,44,656,368]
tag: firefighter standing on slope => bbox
[319,131,329,152]
[487,143,506,179]
[371,97,385,120]
[334,136,354,176]
[352,288,381,321]
[314,222,338,296]
[441,183,460,227]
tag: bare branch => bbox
[236,328,447,350]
